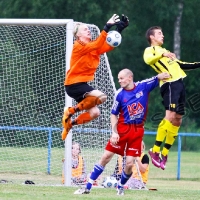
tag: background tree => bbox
[0,0,200,133]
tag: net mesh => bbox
[0,22,117,185]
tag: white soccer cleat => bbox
[74,187,90,195]
[117,187,124,195]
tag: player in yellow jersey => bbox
[143,26,200,170]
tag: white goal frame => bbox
[0,19,74,186]
[0,19,117,187]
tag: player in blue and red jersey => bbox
[74,69,170,196]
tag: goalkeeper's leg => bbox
[62,90,107,140]
[62,107,100,140]
[63,90,106,121]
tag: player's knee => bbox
[125,160,134,171]
[174,119,182,127]
[172,115,182,126]
[99,94,107,103]
[100,151,113,165]
[165,111,182,126]
[89,107,100,118]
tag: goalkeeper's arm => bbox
[103,14,120,32]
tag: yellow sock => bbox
[162,122,179,156]
[153,119,169,153]
[162,147,169,156]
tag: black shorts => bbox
[65,82,94,103]
[160,78,185,115]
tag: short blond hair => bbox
[73,22,83,39]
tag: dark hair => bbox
[145,26,162,45]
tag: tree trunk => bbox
[174,0,184,59]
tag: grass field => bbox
[0,179,199,200]
[0,151,200,200]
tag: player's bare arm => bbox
[110,132,120,145]
[110,114,119,145]
[157,72,171,81]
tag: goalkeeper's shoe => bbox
[61,118,72,140]
[62,107,73,129]
[61,107,73,140]
[74,187,90,195]
[148,148,161,168]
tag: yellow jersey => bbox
[143,46,187,87]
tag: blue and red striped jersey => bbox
[111,76,159,125]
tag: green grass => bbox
[0,180,200,200]
[0,151,200,199]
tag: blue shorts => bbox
[65,82,94,103]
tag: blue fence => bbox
[0,126,199,180]
[143,131,200,180]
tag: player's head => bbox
[118,68,134,89]
[72,142,81,157]
[145,26,164,46]
[73,22,91,42]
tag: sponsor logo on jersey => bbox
[129,114,142,120]
[136,91,143,98]
[111,143,121,149]
[128,148,139,154]
[128,148,138,151]
[127,102,144,117]
[167,59,175,65]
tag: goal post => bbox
[0,18,74,185]
[0,19,117,186]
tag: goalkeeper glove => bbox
[116,14,129,33]
[103,14,120,32]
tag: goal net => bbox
[0,19,117,186]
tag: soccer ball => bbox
[102,176,118,188]
[106,31,122,47]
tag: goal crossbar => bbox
[0,19,73,26]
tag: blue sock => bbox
[86,164,104,190]
[118,170,132,189]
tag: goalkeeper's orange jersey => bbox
[64,30,113,85]
[143,46,187,87]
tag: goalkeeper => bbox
[143,26,200,170]
[62,14,129,140]
[74,69,170,196]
